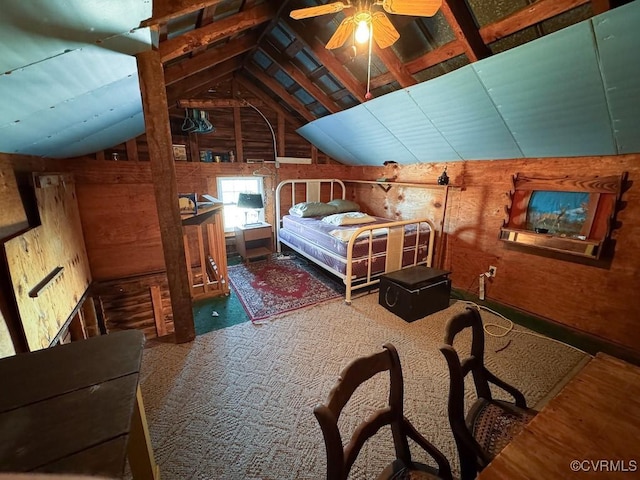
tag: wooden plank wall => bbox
[68,159,357,280]
[0,155,27,358]
[353,156,640,354]
[3,153,638,354]
[4,174,92,351]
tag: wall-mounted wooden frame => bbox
[500,173,627,259]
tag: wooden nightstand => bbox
[235,223,273,262]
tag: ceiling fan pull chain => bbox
[366,20,373,100]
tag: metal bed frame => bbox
[275,179,435,304]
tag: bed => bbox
[275,179,436,304]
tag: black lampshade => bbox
[237,193,264,209]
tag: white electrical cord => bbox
[458,300,592,357]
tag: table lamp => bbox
[237,192,264,226]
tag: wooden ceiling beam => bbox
[284,39,304,57]
[442,0,491,62]
[166,57,243,103]
[480,0,590,44]
[370,0,588,89]
[234,74,303,128]
[309,66,329,81]
[405,40,466,74]
[260,42,341,113]
[591,0,611,14]
[369,71,397,90]
[283,18,366,103]
[164,31,259,85]
[372,45,417,88]
[143,0,224,26]
[159,3,275,62]
[244,63,316,122]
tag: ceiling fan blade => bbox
[371,12,400,49]
[380,0,442,17]
[325,16,355,49]
[290,2,348,20]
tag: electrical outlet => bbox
[488,265,497,277]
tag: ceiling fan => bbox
[290,0,442,49]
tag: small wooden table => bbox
[235,222,273,262]
[478,353,640,479]
[0,331,159,479]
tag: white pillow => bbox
[322,212,377,226]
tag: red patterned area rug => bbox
[227,256,343,322]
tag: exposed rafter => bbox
[164,32,259,85]
[260,42,341,113]
[166,57,243,103]
[284,18,367,103]
[234,74,304,128]
[372,44,417,88]
[159,3,274,62]
[154,0,607,131]
[480,0,590,44]
[244,64,316,122]
[442,0,491,62]
[142,0,225,26]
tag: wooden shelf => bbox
[344,180,460,190]
[180,203,223,225]
[500,228,602,259]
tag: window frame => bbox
[216,176,265,233]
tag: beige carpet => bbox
[137,294,588,480]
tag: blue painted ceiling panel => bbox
[474,21,616,157]
[54,113,146,159]
[593,2,640,154]
[313,106,417,165]
[0,76,140,153]
[0,47,139,126]
[363,89,460,162]
[296,123,361,165]
[408,66,523,159]
[299,3,639,164]
[0,0,152,73]
[13,76,144,157]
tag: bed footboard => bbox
[343,218,435,303]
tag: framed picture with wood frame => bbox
[172,144,187,161]
[500,173,627,260]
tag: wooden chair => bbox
[439,307,537,480]
[314,343,453,480]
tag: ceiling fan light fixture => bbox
[355,19,370,44]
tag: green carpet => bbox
[193,290,248,335]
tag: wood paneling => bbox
[76,183,165,280]
[4,175,91,351]
[357,156,640,353]
[7,151,637,353]
[0,154,28,239]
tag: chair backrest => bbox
[439,307,528,480]
[314,343,452,480]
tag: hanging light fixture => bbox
[354,12,371,44]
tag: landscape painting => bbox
[525,191,590,236]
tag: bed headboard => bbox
[274,179,346,249]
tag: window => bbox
[217,177,264,232]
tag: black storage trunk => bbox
[379,266,451,322]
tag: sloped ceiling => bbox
[0,0,152,158]
[298,1,640,165]
[0,0,637,164]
